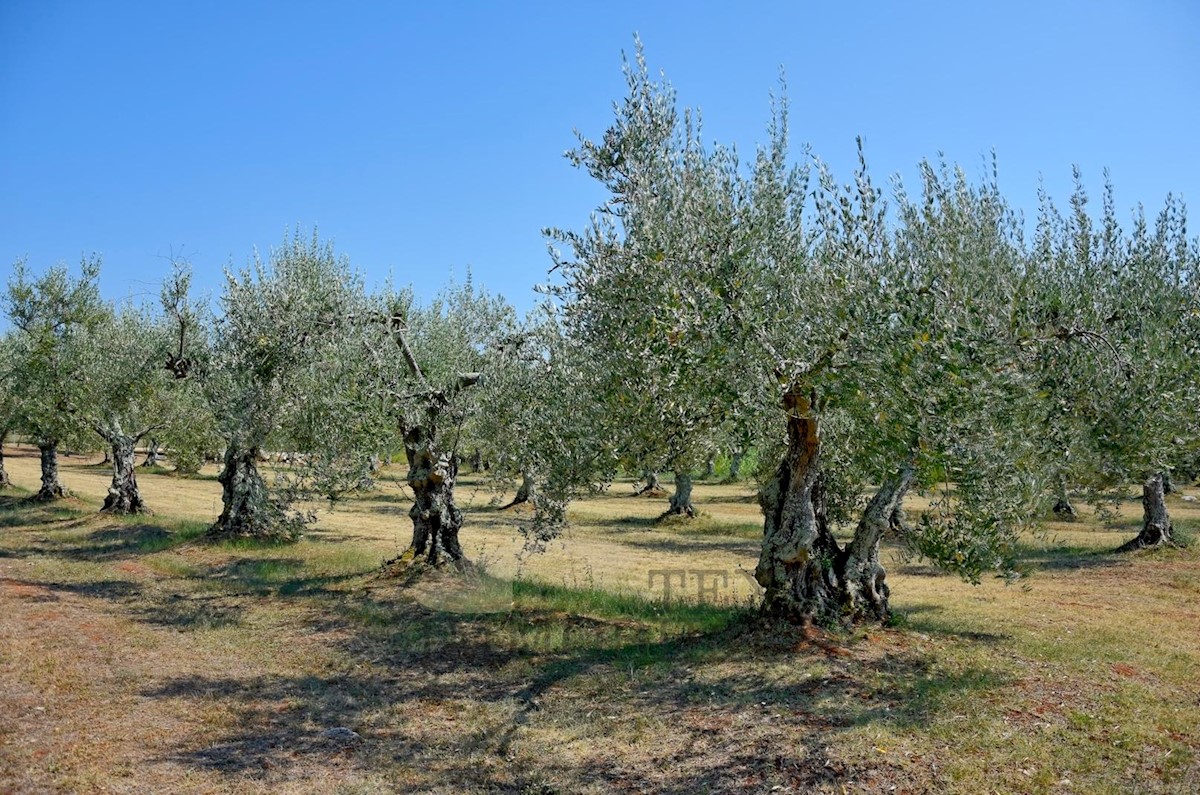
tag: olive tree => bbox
[545,43,747,519]
[549,46,1042,625]
[1018,176,1200,550]
[468,304,613,537]
[363,279,517,569]
[4,256,106,500]
[201,231,373,540]
[76,300,203,514]
[0,339,18,489]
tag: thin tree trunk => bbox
[1117,473,1175,552]
[704,456,716,478]
[663,471,696,517]
[35,441,68,500]
[397,424,467,569]
[208,443,294,540]
[100,435,148,514]
[1162,471,1175,494]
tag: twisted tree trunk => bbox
[0,432,11,490]
[208,443,293,540]
[838,467,915,622]
[100,433,148,514]
[504,470,537,508]
[398,423,467,569]
[756,386,913,626]
[1052,477,1076,518]
[755,388,835,622]
[36,441,68,500]
[141,438,162,467]
[663,471,695,517]
[727,449,745,482]
[634,470,665,496]
[1117,473,1175,552]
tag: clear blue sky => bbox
[2,1,1196,315]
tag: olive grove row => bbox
[2,47,1197,625]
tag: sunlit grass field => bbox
[1,444,1197,794]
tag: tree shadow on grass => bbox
[1016,543,1135,573]
[138,585,1011,792]
[0,494,88,528]
[619,534,760,557]
[199,556,376,598]
[0,521,203,561]
[4,574,246,630]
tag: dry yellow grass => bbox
[1,444,1197,794]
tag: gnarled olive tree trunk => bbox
[36,440,68,500]
[385,325,481,572]
[208,443,290,540]
[756,388,835,622]
[756,386,913,626]
[635,470,665,496]
[504,470,537,508]
[400,423,467,569]
[1051,476,1076,518]
[0,432,11,490]
[838,467,915,622]
[664,471,696,517]
[141,438,162,467]
[1117,473,1175,552]
[726,449,745,482]
[100,433,148,514]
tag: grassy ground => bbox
[0,445,1197,794]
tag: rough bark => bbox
[1162,471,1175,494]
[142,438,162,467]
[0,433,11,490]
[504,470,537,508]
[35,441,68,500]
[755,388,835,622]
[1117,473,1175,552]
[634,470,666,496]
[100,434,149,514]
[397,423,467,569]
[1052,478,1076,519]
[208,444,297,540]
[726,449,745,482]
[704,456,716,478]
[663,471,696,518]
[838,467,915,622]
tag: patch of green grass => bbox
[511,579,747,634]
[0,493,87,527]
[133,519,208,552]
[1171,518,1197,548]
[660,514,761,539]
